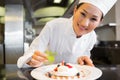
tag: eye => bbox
[91,18,97,21]
[80,12,86,17]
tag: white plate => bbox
[31,64,102,80]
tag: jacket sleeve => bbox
[17,22,51,68]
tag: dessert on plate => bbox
[45,61,80,79]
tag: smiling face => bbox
[73,3,103,37]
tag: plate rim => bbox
[31,64,102,80]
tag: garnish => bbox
[48,72,52,78]
[45,50,57,64]
[57,64,60,67]
[54,67,58,71]
[61,60,73,68]
[66,64,72,68]
[61,60,65,65]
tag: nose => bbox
[80,18,89,28]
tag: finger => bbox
[34,50,48,59]
[30,58,43,67]
[32,54,47,62]
[78,57,84,65]
[83,56,94,66]
[30,58,40,66]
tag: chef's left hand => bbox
[77,56,94,66]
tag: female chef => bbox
[17,0,117,68]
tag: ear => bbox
[100,18,103,23]
[73,6,77,14]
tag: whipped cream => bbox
[53,63,79,76]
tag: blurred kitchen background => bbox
[0,0,120,65]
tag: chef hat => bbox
[79,0,117,16]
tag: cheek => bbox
[90,25,97,29]
[73,12,80,23]
[88,24,97,31]
[73,17,79,27]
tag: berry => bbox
[64,62,67,66]
[54,67,58,71]
[76,72,80,76]
[48,72,52,78]
[66,64,72,68]
[57,64,60,67]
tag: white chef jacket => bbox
[17,17,97,68]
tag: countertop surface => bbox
[0,64,120,80]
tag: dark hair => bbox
[76,3,84,9]
[76,3,103,20]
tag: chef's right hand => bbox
[27,50,48,67]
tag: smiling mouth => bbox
[77,23,87,31]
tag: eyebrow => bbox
[83,9,98,18]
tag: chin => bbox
[77,32,85,36]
